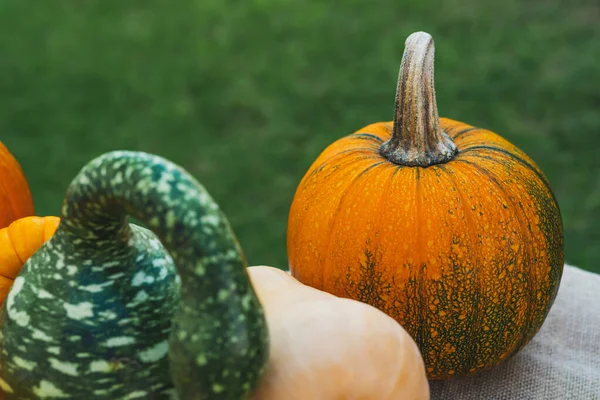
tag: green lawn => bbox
[1,0,599,272]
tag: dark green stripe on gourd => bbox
[0,151,269,399]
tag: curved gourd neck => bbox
[59,152,245,300]
[379,31,458,167]
[58,151,268,397]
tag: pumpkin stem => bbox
[380,31,458,167]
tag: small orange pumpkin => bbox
[0,216,60,305]
[287,32,564,379]
[0,141,34,228]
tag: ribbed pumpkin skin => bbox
[0,142,34,229]
[287,117,564,379]
[0,216,60,305]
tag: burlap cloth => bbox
[429,264,600,399]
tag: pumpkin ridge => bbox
[320,161,388,290]
[436,164,483,376]
[309,153,382,179]
[455,160,530,373]
[350,133,385,143]
[301,151,383,191]
[335,146,382,154]
[286,153,383,280]
[458,154,563,352]
[459,146,554,200]
[413,167,428,362]
[361,166,403,311]
[288,155,385,278]
[0,233,17,280]
[450,127,479,140]
[454,158,538,360]
[5,223,26,266]
[461,149,563,261]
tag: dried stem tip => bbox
[380,31,458,167]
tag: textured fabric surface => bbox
[429,264,600,400]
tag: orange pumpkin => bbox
[0,141,34,228]
[287,32,564,379]
[0,216,60,305]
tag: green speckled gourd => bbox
[0,151,269,399]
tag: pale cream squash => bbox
[248,266,430,400]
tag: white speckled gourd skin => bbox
[0,151,269,399]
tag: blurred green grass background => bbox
[1,0,599,272]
